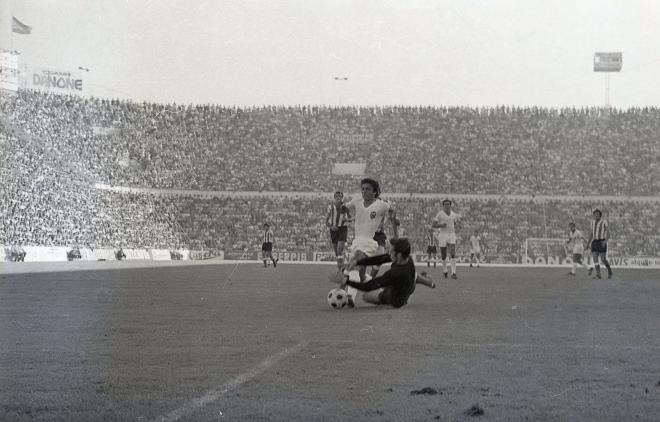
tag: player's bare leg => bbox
[592,251,602,278]
[417,272,436,289]
[586,251,594,275]
[265,251,277,268]
[579,255,589,270]
[600,252,613,279]
[343,250,369,281]
[368,243,387,278]
[335,240,346,273]
[570,254,587,275]
[570,257,577,275]
[358,265,367,282]
[449,244,458,279]
[427,253,437,268]
[341,250,369,307]
[471,252,481,267]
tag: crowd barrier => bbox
[3,246,195,263]
[4,246,660,268]
[226,250,660,268]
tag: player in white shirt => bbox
[565,222,591,276]
[369,201,400,278]
[469,230,483,268]
[432,199,461,279]
[341,178,390,305]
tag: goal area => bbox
[524,238,570,265]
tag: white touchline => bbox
[155,341,308,422]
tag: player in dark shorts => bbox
[425,229,438,268]
[338,238,435,308]
[330,226,348,249]
[261,223,278,268]
[326,191,351,273]
[586,209,613,279]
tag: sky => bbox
[4,0,660,107]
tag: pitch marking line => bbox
[154,341,308,422]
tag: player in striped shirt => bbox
[386,207,401,240]
[585,209,613,279]
[425,229,438,268]
[565,222,590,276]
[326,191,352,272]
[261,223,278,268]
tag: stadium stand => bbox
[2,90,659,260]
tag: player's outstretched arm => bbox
[356,254,392,267]
[345,271,395,292]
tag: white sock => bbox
[450,258,456,274]
[345,285,358,299]
[572,262,577,273]
[443,260,448,273]
[346,270,361,283]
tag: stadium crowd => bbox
[2,90,660,260]
[1,130,179,250]
[5,182,659,259]
[2,90,660,195]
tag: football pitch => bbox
[2,263,660,421]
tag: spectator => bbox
[2,90,659,259]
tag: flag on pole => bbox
[12,16,32,34]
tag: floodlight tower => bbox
[594,52,622,107]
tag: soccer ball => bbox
[327,288,348,309]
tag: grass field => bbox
[2,263,660,421]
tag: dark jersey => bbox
[344,255,416,308]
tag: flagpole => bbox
[10,0,14,52]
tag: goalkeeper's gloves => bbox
[373,229,387,243]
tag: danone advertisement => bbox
[25,67,84,94]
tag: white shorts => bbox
[471,248,481,255]
[434,233,457,247]
[350,237,381,259]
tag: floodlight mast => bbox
[594,52,622,107]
